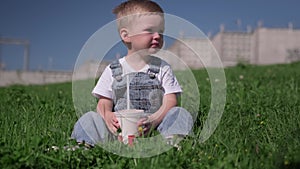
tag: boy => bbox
[71,0,193,147]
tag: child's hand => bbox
[137,118,148,136]
[103,112,120,135]
[137,117,153,136]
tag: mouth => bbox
[150,43,160,48]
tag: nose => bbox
[153,32,162,39]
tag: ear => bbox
[120,28,130,43]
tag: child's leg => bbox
[71,111,115,146]
[157,107,193,138]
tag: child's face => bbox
[126,14,164,55]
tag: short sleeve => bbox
[92,65,113,99]
[160,61,182,95]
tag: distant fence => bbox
[0,71,73,87]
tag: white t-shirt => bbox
[92,57,182,99]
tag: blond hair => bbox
[113,0,164,30]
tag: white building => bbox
[167,25,300,69]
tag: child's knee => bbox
[78,111,99,121]
[168,107,192,121]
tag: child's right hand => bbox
[104,112,120,135]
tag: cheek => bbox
[159,36,164,47]
[141,35,155,43]
[133,34,151,41]
[159,43,163,49]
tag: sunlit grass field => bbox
[0,62,300,168]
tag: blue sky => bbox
[0,0,299,71]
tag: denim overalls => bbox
[110,56,163,113]
[71,56,193,145]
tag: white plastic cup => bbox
[114,109,146,144]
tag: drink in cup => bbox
[114,109,145,144]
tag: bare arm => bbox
[97,96,120,134]
[97,96,113,118]
[149,93,177,127]
[138,93,178,135]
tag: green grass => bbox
[0,62,300,168]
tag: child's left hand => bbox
[137,117,152,136]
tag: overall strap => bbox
[109,59,122,81]
[147,56,161,78]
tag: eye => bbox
[144,29,154,33]
[158,30,164,34]
[143,28,164,35]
